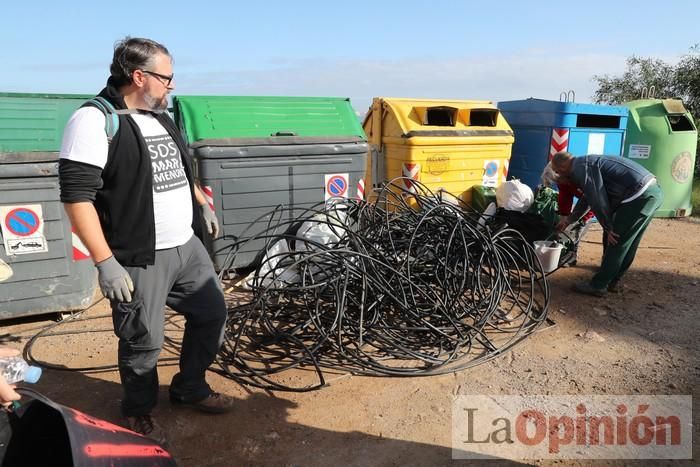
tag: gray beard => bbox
[144,91,168,113]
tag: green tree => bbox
[592,45,700,121]
[674,45,700,120]
[593,46,700,172]
[592,56,675,104]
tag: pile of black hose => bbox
[215,178,550,391]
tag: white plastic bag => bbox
[244,206,350,289]
[244,239,300,289]
[296,210,347,252]
[495,180,534,212]
[477,202,497,228]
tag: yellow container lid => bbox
[364,97,514,146]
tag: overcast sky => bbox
[2,0,696,115]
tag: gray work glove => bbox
[95,256,134,302]
[201,203,220,238]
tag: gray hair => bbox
[551,151,573,170]
[110,37,170,87]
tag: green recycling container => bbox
[0,92,97,320]
[174,95,368,270]
[623,99,697,217]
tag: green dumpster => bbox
[174,96,368,270]
[0,93,96,319]
[623,99,697,217]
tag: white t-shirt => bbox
[60,107,193,249]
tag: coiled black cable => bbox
[20,178,552,387]
[214,178,550,391]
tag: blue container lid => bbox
[24,366,42,383]
[498,98,628,129]
[498,98,628,116]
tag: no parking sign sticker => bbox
[0,204,48,255]
[324,173,349,201]
[482,160,500,187]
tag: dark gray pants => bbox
[111,235,227,417]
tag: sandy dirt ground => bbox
[1,217,698,466]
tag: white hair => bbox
[540,162,559,187]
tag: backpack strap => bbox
[82,96,140,142]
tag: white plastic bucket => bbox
[533,241,563,273]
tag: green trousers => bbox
[590,183,663,289]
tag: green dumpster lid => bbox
[174,96,366,144]
[0,92,92,154]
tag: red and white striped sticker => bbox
[549,128,569,160]
[356,178,365,200]
[201,185,215,211]
[402,163,421,193]
[503,159,509,179]
[71,227,90,261]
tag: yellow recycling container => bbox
[362,97,514,204]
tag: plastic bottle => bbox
[0,356,42,384]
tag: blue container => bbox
[497,98,629,189]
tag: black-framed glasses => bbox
[142,70,174,86]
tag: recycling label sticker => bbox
[628,144,651,159]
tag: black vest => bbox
[94,80,203,266]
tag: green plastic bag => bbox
[527,186,559,228]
